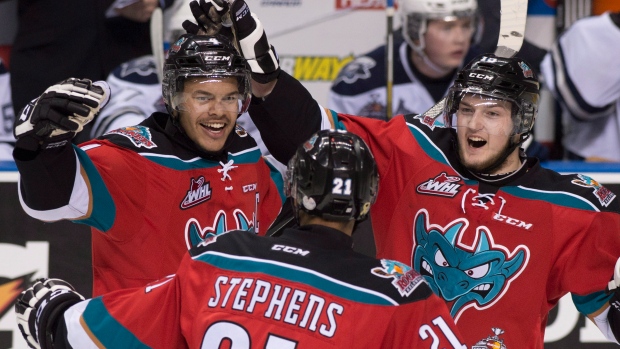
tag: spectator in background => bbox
[541,11,620,162]
[328,0,480,120]
[0,58,14,161]
[9,0,179,118]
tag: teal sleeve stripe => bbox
[71,145,116,232]
[501,186,598,211]
[572,291,613,315]
[195,251,397,305]
[82,297,151,348]
[329,110,347,131]
[406,123,450,166]
[266,160,286,202]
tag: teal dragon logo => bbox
[412,209,529,321]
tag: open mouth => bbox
[468,136,487,148]
[422,260,434,276]
[471,283,492,299]
[201,121,226,132]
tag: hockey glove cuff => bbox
[15,278,85,349]
[230,1,280,83]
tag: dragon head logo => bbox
[412,209,529,320]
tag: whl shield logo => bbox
[181,176,212,210]
[416,172,462,197]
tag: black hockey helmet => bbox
[162,33,251,117]
[286,129,379,222]
[444,54,540,144]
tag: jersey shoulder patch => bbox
[368,259,433,304]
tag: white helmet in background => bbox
[399,0,479,53]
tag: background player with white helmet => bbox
[401,0,479,76]
[328,0,480,120]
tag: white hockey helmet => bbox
[400,0,479,52]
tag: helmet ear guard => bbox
[162,33,252,118]
[286,130,379,222]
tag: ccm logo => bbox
[493,213,532,230]
[243,183,257,192]
[271,244,310,256]
[204,56,230,61]
[469,73,493,80]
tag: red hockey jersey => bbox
[16,113,285,296]
[322,110,620,347]
[60,226,465,348]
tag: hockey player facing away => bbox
[15,129,465,349]
[12,34,284,296]
[184,1,620,347]
[329,0,479,119]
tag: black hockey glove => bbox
[13,78,111,152]
[15,278,85,349]
[182,0,234,41]
[229,0,280,83]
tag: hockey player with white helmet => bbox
[328,0,480,120]
[401,0,479,75]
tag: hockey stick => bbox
[150,7,165,83]
[417,0,530,121]
[385,0,395,120]
[494,0,529,58]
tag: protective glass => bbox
[171,78,246,114]
[448,92,518,139]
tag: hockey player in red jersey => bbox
[15,129,465,349]
[12,33,285,296]
[182,1,620,347]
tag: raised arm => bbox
[183,0,324,163]
[12,78,109,218]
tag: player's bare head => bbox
[162,33,251,120]
[400,0,479,63]
[286,130,379,224]
[443,54,540,173]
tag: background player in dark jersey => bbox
[12,33,285,296]
[183,2,620,347]
[328,0,480,120]
[15,129,464,349]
